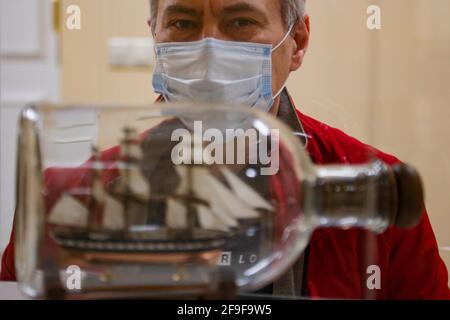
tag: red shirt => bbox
[2,100,449,299]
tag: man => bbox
[149,0,450,298]
[2,0,449,299]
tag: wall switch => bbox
[108,37,154,67]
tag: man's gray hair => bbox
[149,0,305,33]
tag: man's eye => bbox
[229,18,257,28]
[170,20,198,30]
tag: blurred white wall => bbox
[0,0,59,265]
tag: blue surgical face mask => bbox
[152,25,294,112]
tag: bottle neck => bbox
[303,160,398,233]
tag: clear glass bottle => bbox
[15,103,424,299]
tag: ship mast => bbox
[185,165,197,237]
[87,146,103,232]
[121,127,133,233]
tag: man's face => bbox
[151,0,309,113]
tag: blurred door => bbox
[0,0,59,260]
[59,0,157,105]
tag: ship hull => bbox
[50,225,231,255]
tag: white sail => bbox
[172,165,263,233]
[166,198,188,229]
[48,194,88,227]
[203,199,239,229]
[120,129,142,157]
[120,143,143,160]
[128,169,150,200]
[90,156,126,230]
[207,174,260,220]
[192,167,259,220]
[116,168,151,201]
[197,205,230,232]
[92,176,106,203]
[175,166,240,230]
[174,165,189,194]
[102,194,125,230]
[117,129,150,200]
[220,167,274,211]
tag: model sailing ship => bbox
[48,127,274,256]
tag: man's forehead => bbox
[157,0,281,15]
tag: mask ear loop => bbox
[273,80,288,100]
[271,23,295,52]
[271,22,297,100]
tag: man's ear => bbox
[147,18,156,36]
[290,14,310,72]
